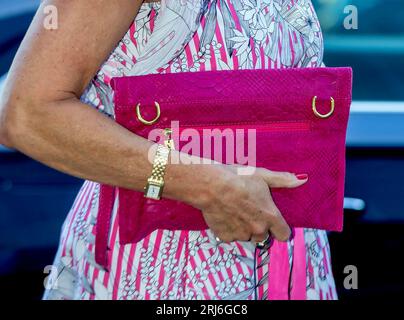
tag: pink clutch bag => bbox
[95,68,352,267]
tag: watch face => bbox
[146,185,161,200]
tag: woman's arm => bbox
[0,0,221,207]
[0,0,154,187]
[1,0,152,187]
[0,0,305,243]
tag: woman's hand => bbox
[192,166,308,243]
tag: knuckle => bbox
[234,181,249,198]
[265,211,278,225]
[269,207,281,219]
[286,173,297,184]
[279,171,294,182]
[285,171,295,179]
[276,229,291,242]
[277,235,289,242]
[251,223,267,235]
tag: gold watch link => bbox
[144,129,174,200]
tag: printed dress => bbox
[43,0,337,300]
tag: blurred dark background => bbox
[1,0,404,300]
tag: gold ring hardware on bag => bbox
[312,96,335,119]
[136,102,161,125]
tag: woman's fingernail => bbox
[295,173,308,180]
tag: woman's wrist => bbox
[162,151,233,210]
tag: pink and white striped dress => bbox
[43,0,337,300]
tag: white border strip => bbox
[350,101,404,113]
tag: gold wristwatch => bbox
[144,129,174,200]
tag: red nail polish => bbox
[295,173,308,180]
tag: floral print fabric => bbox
[43,0,337,300]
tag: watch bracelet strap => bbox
[148,144,170,185]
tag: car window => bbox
[312,0,404,101]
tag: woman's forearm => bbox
[0,95,221,208]
[0,0,226,211]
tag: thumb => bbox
[257,168,308,188]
